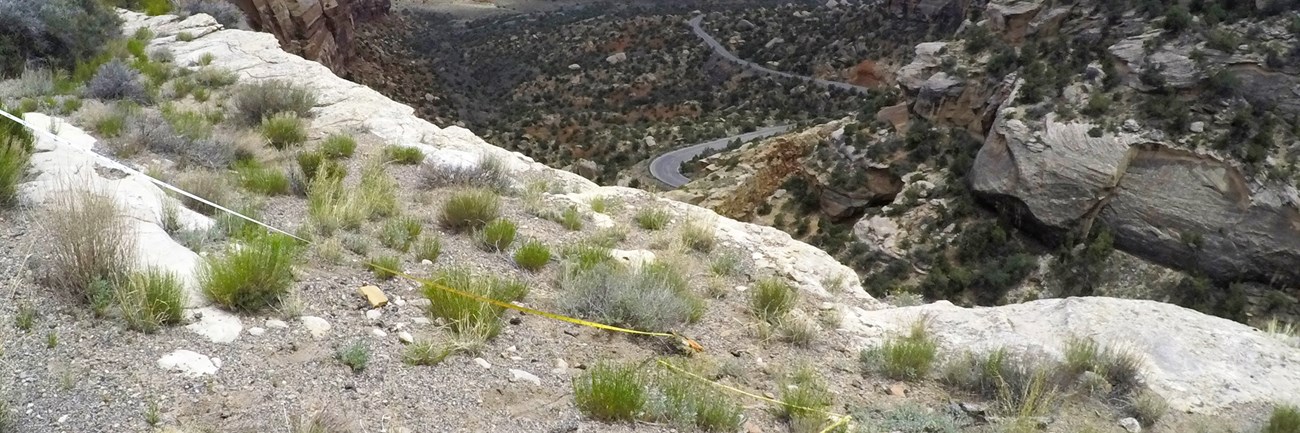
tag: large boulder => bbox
[843,297,1300,413]
[1107,31,1201,90]
[984,0,1043,43]
[972,81,1300,285]
[230,0,389,72]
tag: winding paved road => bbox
[688,15,872,95]
[647,16,870,189]
[649,124,793,188]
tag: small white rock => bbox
[57,415,68,424]
[393,296,407,307]
[1119,417,1142,433]
[421,259,433,266]
[735,285,749,292]
[474,358,492,369]
[300,316,331,338]
[371,328,388,338]
[247,327,266,336]
[552,358,570,375]
[509,368,542,386]
[397,331,414,344]
[185,307,243,344]
[211,357,222,368]
[265,319,289,329]
[157,350,219,377]
[412,317,432,325]
[365,309,382,321]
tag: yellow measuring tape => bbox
[656,360,852,433]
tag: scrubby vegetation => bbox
[0,108,33,207]
[861,320,939,381]
[200,233,299,312]
[559,260,703,332]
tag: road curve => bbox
[688,15,872,95]
[650,125,793,188]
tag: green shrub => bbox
[751,277,798,323]
[1264,405,1300,433]
[477,218,517,251]
[862,320,939,381]
[378,216,422,252]
[260,113,307,149]
[635,207,671,230]
[336,341,369,373]
[709,250,740,276]
[440,188,501,232]
[320,134,356,159]
[161,107,213,141]
[862,404,960,433]
[413,235,442,263]
[0,109,34,207]
[573,362,646,422]
[367,255,400,280]
[559,206,584,231]
[191,66,237,88]
[117,268,186,333]
[200,233,299,312]
[513,239,551,271]
[342,235,368,255]
[45,188,135,299]
[0,0,122,78]
[588,196,616,213]
[296,151,324,181]
[231,80,316,125]
[383,145,424,165]
[235,161,290,195]
[558,261,703,332]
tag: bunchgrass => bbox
[423,268,528,351]
[320,134,356,159]
[402,340,452,366]
[679,220,716,253]
[1127,389,1169,427]
[378,216,422,252]
[337,341,370,373]
[588,196,617,214]
[116,268,187,333]
[235,161,290,195]
[513,239,551,271]
[1061,336,1146,395]
[573,362,646,422]
[558,261,704,332]
[559,206,583,231]
[751,277,798,323]
[422,153,510,191]
[861,319,939,381]
[1,108,34,206]
[777,365,835,429]
[634,206,671,230]
[1264,405,1300,433]
[15,304,36,331]
[477,218,517,252]
[367,255,401,280]
[232,80,316,125]
[562,242,614,271]
[439,188,501,232]
[174,170,229,215]
[200,233,299,312]
[260,112,308,149]
[413,235,442,263]
[44,188,135,300]
[383,145,424,164]
[709,250,740,276]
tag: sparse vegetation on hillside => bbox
[200,233,299,312]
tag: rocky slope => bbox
[1,5,1298,433]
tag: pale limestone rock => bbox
[157,350,219,377]
[509,369,542,386]
[843,298,1300,412]
[185,307,243,343]
[19,114,213,308]
[300,316,331,338]
[610,249,656,269]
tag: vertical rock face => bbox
[230,0,389,72]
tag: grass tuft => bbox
[1265,405,1300,433]
[235,161,290,196]
[378,216,422,252]
[413,235,442,263]
[477,218,517,252]
[336,341,370,373]
[861,319,939,381]
[439,188,501,232]
[421,153,510,191]
[14,304,36,331]
[1127,390,1169,427]
[116,268,186,333]
[320,134,356,159]
[777,365,835,430]
[751,277,798,323]
[402,340,452,366]
[423,268,527,351]
[232,80,316,126]
[44,188,135,300]
[383,145,424,165]
[679,220,716,253]
[367,255,401,281]
[260,112,308,149]
[634,206,671,230]
[513,239,551,271]
[200,233,299,312]
[573,362,646,422]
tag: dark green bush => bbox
[0,0,121,77]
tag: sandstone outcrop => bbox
[971,80,1300,285]
[230,0,390,72]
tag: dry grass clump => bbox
[43,187,136,301]
[439,188,501,232]
[751,277,798,323]
[860,319,939,381]
[679,220,716,253]
[231,80,316,126]
[634,206,671,230]
[421,153,510,191]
